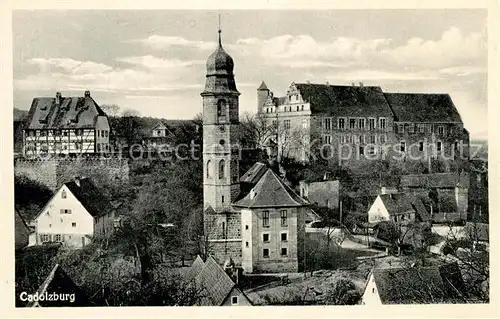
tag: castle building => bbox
[257,82,469,170]
[23,91,110,157]
[202,29,307,273]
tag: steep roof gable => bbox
[185,255,205,283]
[193,256,236,306]
[384,93,462,123]
[378,193,429,222]
[25,94,106,130]
[64,178,113,218]
[372,264,465,304]
[233,169,308,208]
[293,83,394,117]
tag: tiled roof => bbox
[233,169,309,208]
[26,264,91,307]
[185,255,205,283]
[192,256,236,306]
[239,162,268,184]
[400,173,470,189]
[65,178,113,218]
[372,263,466,304]
[294,83,394,116]
[25,94,106,130]
[384,93,462,123]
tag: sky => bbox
[12,9,487,139]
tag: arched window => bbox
[219,159,225,179]
[206,160,212,178]
[217,99,227,123]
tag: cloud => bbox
[127,35,215,51]
[327,69,439,81]
[28,58,113,74]
[116,55,205,70]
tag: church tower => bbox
[202,27,240,212]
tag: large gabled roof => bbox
[64,178,113,218]
[372,263,466,304]
[384,93,463,123]
[233,169,308,208]
[191,256,237,306]
[25,94,106,130]
[293,83,394,117]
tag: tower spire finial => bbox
[218,14,222,47]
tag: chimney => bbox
[326,81,329,86]
[351,82,355,87]
[306,80,310,84]
[84,90,91,98]
[55,92,62,105]
[359,82,364,87]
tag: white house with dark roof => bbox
[30,177,116,248]
[23,91,110,157]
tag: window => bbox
[222,222,226,238]
[338,118,346,129]
[263,233,270,242]
[409,125,415,134]
[324,118,331,130]
[61,191,67,199]
[217,100,227,122]
[301,105,304,111]
[263,211,269,227]
[372,288,376,293]
[367,145,376,155]
[281,248,288,256]
[379,118,387,130]
[400,141,406,152]
[419,125,425,133]
[368,118,375,130]
[54,234,62,242]
[281,233,288,241]
[349,118,356,129]
[206,160,212,178]
[221,195,224,203]
[231,296,239,305]
[245,241,249,247]
[272,120,277,128]
[263,249,269,258]
[438,126,445,135]
[340,135,345,144]
[284,120,291,130]
[218,160,225,179]
[63,130,68,136]
[437,141,442,152]
[41,234,51,243]
[359,146,364,155]
[379,134,386,144]
[323,135,332,144]
[398,124,404,134]
[72,223,76,227]
[302,118,307,129]
[369,135,376,144]
[245,225,249,230]
[296,105,299,111]
[356,118,365,130]
[60,209,71,214]
[419,141,424,152]
[280,210,288,226]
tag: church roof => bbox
[25,92,106,130]
[384,93,463,123]
[233,169,309,208]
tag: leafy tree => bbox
[324,278,361,305]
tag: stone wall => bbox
[14,157,130,191]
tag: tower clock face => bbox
[218,125,226,132]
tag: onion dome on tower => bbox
[202,28,240,95]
